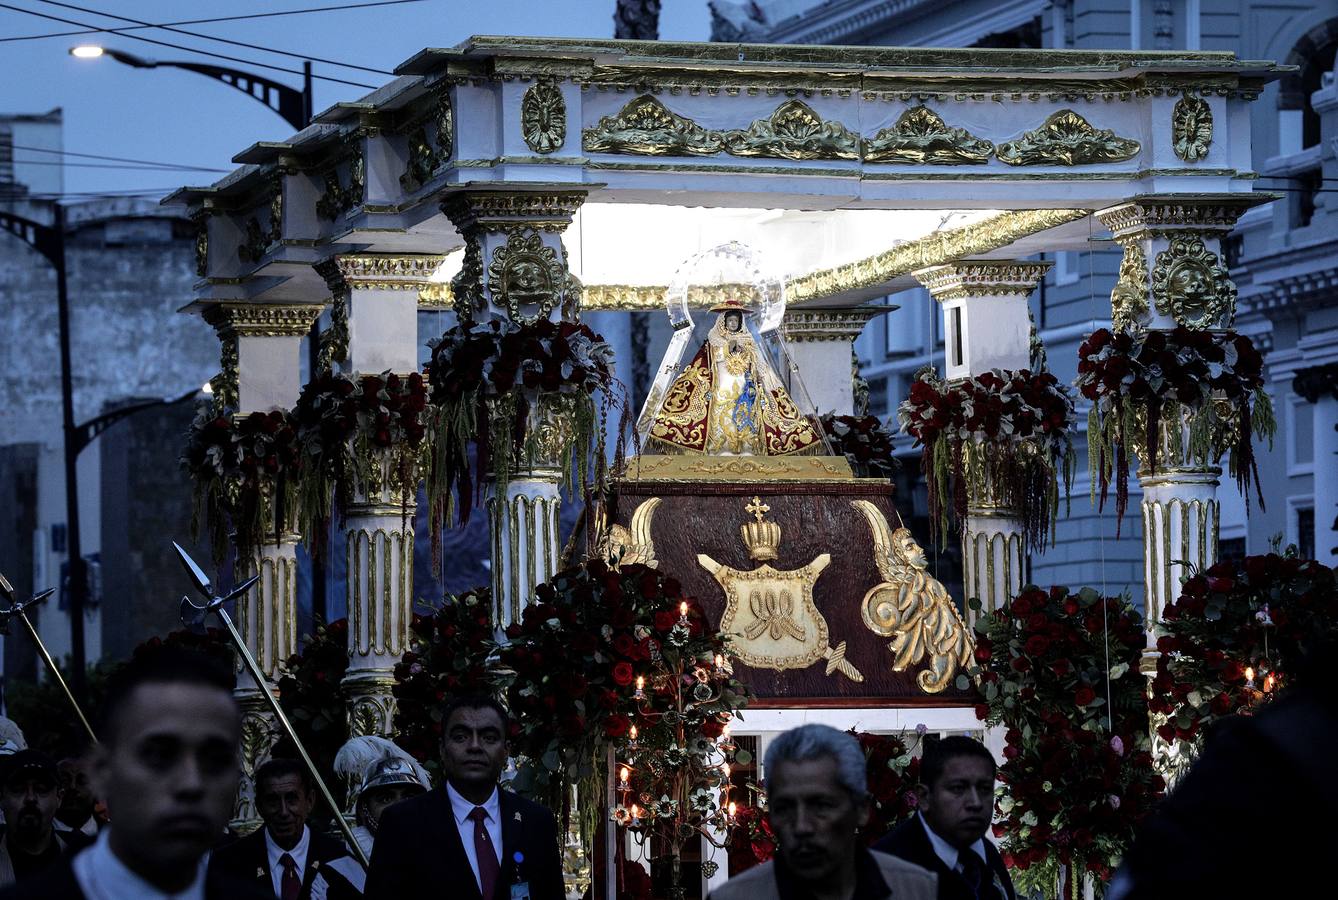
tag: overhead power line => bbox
[32,0,401,75]
[13,144,229,172]
[0,1,425,44]
[16,159,227,171]
[0,2,378,89]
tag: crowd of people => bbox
[0,641,1312,899]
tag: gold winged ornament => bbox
[699,498,862,682]
[851,501,973,693]
[602,498,662,569]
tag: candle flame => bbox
[728,801,737,817]
[680,601,688,617]
[1245,666,1255,682]
[620,766,629,783]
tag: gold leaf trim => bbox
[1172,95,1213,163]
[996,109,1141,166]
[721,99,860,161]
[582,94,723,156]
[863,106,993,164]
[521,79,566,154]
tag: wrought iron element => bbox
[521,79,567,154]
[1171,95,1213,163]
[863,106,993,164]
[995,109,1141,166]
[582,95,724,156]
[0,572,96,744]
[721,99,861,161]
[1150,234,1236,329]
[171,542,370,871]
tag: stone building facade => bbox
[709,0,1338,597]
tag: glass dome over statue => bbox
[637,242,831,457]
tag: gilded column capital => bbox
[1095,193,1266,239]
[201,302,324,338]
[439,189,588,233]
[914,259,1052,301]
[781,306,890,343]
[316,253,446,294]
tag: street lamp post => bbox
[71,46,313,132]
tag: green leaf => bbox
[955,674,970,691]
[734,749,753,765]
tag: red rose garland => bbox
[819,414,902,479]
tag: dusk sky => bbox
[1,0,711,198]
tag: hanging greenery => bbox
[897,367,1076,551]
[292,370,431,554]
[1075,326,1275,530]
[971,586,1163,894]
[182,408,302,564]
[424,318,621,557]
[1149,551,1338,770]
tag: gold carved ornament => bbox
[851,500,973,694]
[995,109,1141,166]
[268,189,283,246]
[601,497,662,569]
[582,94,724,156]
[485,229,571,325]
[237,216,267,264]
[720,99,861,162]
[194,217,209,277]
[521,78,566,154]
[316,147,365,220]
[400,124,436,193]
[1111,239,1150,332]
[863,106,993,164]
[450,240,485,322]
[436,90,454,160]
[698,497,863,682]
[1150,234,1236,330]
[1171,95,1212,163]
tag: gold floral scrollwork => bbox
[349,697,388,738]
[400,124,436,193]
[237,217,266,264]
[210,336,239,411]
[521,79,566,154]
[194,217,209,277]
[851,500,973,694]
[435,90,454,162]
[995,109,1141,166]
[863,106,993,164]
[268,190,283,247]
[451,240,484,322]
[316,147,364,221]
[1111,239,1150,332]
[602,497,662,569]
[1171,95,1213,163]
[582,94,724,156]
[486,229,569,325]
[722,99,860,161]
[1150,234,1236,330]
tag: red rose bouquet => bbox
[820,414,901,479]
[972,586,1162,893]
[1075,326,1275,528]
[897,366,1075,550]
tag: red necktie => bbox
[279,852,301,900]
[468,806,500,900]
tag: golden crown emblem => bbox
[740,496,781,561]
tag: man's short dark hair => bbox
[920,735,996,789]
[439,695,510,736]
[255,757,313,796]
[98,646,236,745]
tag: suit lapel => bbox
[498,790,525,895]
[246,830,272,890]
[437,786,484,900]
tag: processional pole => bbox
[0,571,97,745]
[171,542,370,870]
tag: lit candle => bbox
[727,801,737,822]
[620,766,630,789]
[714,653,725,674]
[1245,666,1256,689]
[629,724,639,747]
[634,675,646,700]
[631,803,641,824]
[1263,672,1275,693]
[679,601,689,624]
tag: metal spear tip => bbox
[179,595,211,630]
[0,570,15,604]
[26,588,55,609]
[172,542,213,599]
[220,574,260,606]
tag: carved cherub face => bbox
[505,259,550,304]
[892,528,928,570]
[1168,258,1213,314]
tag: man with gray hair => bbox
[710,724,936,900]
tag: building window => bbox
[1296,167,1321,227]
[1219,537,1246,562]
[1297,507,1316,561]
[1052,251,1080,286]
[1288,394,1315,476]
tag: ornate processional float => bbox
[167,36,1283,898]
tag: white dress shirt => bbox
[265,824,311,898]
[446,782,502,894]
[918,811,990,875]
[72,830,207,900]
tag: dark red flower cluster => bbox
[1075,327,1272,528]
[275,618,351,790]
[897,367,1075,552]
[973,585,1162,883]
[820,414,901,479]
[426,318,614,403]
[1151,552,1337,746]
[854,730,922,842]
[391,590,497,781]
[728,803,776,872]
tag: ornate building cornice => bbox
[1096,193,1269,237]
[781,307,891,342]
[317,254,446,293]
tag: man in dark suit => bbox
[875,736,1015,900]
[211,758,364,899]
[0,646,269,900]
[365,696,565,900]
